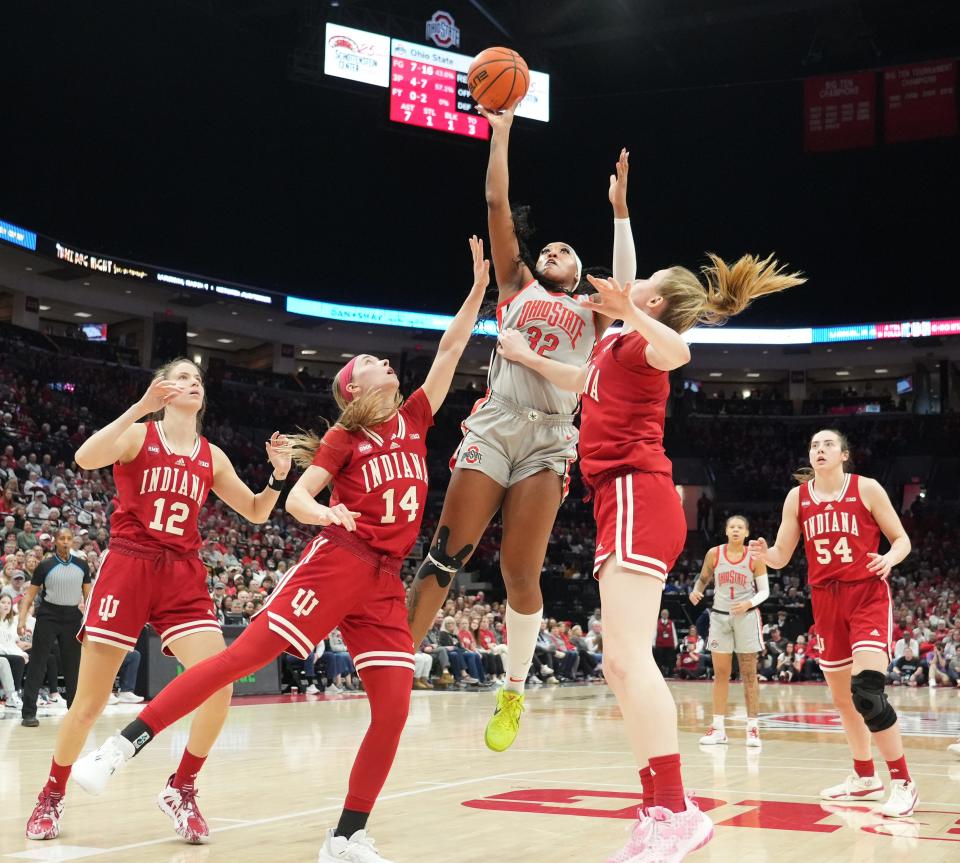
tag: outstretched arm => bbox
[478,103,532,299]
[586,275,691,372]
[210,434,291,524]
[609,148,636,287]
[421,236,490,414]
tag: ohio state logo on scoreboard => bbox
[426,10,460,48]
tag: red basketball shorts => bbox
[810,577,893,672]
[592,471,687,581]
[80,543,220,656]
[251,533,415,676]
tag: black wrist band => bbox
[267,473,285,491]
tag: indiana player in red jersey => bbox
[71,237,489,863]
[25,357,291,843]
[497,149,804,862]
[749,429,918,818]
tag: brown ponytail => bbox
[287,368,403,469]
[656,253,806,334]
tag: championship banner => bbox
[803,71,876,151]
[883,59,957,143]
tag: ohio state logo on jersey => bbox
[717,571,750,589]
[516,299,586,349]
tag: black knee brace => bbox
[413,526,473,588]
[851,670,897,733]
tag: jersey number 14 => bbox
[381,486,419,524]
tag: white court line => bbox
[206,817,250,823]
[521,776,960,808]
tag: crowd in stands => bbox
[0,323,958,704]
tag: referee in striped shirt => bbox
[18,527,90,727]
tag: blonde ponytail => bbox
[657,253,806,334]
[287,368,404,469]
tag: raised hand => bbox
[585,274,634,320]
[265,432,292,478]
[476,100,520,133]
[608,147,629,217]
[469,235,491,295]
[136,377,183,416]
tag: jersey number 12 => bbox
[148,498,190,536]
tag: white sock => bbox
[504,604,542,694]
[746,717,759,731]
[712,715,726,732]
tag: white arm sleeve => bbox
[612,218,637,287]
[750,574,770,608]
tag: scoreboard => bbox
[324,23,549,141]
[389,55,488,139]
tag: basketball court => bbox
[4,682,959,862]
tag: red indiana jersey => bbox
[313,388,434,559]
[798,473,882,587]
[578,329,672,491]
[110,421,214,553]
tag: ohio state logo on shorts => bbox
[462,445,482,465]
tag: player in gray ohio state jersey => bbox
[407,99,604,755]
[690,515,769,748]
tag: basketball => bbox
[467,47,529,112]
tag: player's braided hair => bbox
[792,429,853,483]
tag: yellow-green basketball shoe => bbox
[484,689,525,752]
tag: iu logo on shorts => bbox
[98,595,120,622]
[291,588,320,618]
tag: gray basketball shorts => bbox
[449,391,578,498]
[707,608,763,654]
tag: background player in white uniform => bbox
[690,515,768,747]
[406,100,604,753]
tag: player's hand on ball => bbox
[730,600,752,616]
[476,100,519,131]
[689,588,703,605]
[586,274,634,320]
[318,503,361,532]
[608,148,629,214]
[866,552,893,578]
[469,235,490,294]
[496,328,533,363]
[137,377,183,415]
[748,538,769,562]
[265,431,292,478]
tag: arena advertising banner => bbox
[883,59,958,143]
[803,71,876,151]
[323,22,392,88]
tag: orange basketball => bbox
[467,47,529,112]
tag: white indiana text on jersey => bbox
[803,510,861,542]
[359,451,429,494]
[137,466,208,506]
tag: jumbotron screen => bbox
[324,23,550,141]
